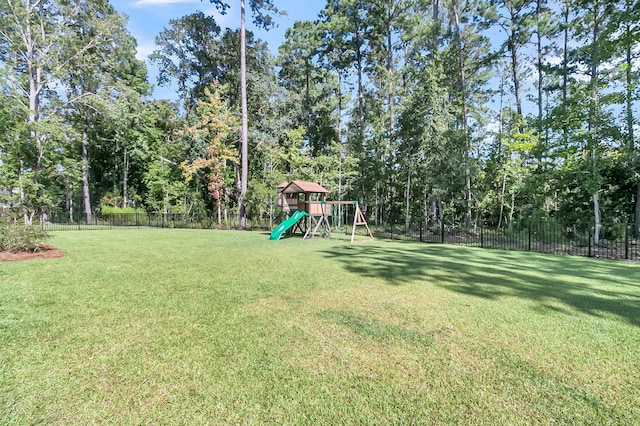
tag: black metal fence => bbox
[379,220,639,262]
[5,210,638,262]
[36,211,271,232]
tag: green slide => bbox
[269,211,307,240]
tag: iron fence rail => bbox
[382,221,639,262]
[36,212,271,232]
[5,210,636,262]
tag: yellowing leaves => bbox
[180,84,239,206]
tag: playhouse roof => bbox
[278,180,328,194]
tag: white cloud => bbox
[136,41,156,61]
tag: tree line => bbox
[1,0,639,240]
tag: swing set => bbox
[273,181,374,243]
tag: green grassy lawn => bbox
[1,229,639,424]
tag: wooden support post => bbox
[303,214,315,239]
[351,202,374,244]
[304,202,330,239]
[300,200,373,243]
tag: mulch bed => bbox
[0,245,65,262]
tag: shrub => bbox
[100,205,143,215]
[0,225,50,252]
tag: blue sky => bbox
[110,0,327,100]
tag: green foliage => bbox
[150,12,222,115]
[180,84,239,214]
[0,225,49,252]
[100,205,144,215]
[208,0,281,29]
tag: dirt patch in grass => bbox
[0,245,64,262]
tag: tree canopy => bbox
[1,0,639,237]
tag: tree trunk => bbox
[405,167,410,230]
[498,173,506,228]
[509,190,515,224]
[374,184,379,227]
[535,0,545,170]
[432,0,439,50]
[431,195,437,227]
[626,29,634,151]
[238,0,248,229]
[122,147,129,208]
[635,184,640,238]
[623,0,638,237]
[589,0,601,246]
[337,71,343,144]
[305,56,311,145]
[561,2,569,147]
[509,32,522,117]
[422,195,429,230]
[25,13,43,225]
[357,40,365,148]
[82,128,92,225]
[19,160,30,225]
[387,14,397,222]
[536,0,544,123]
[355,1,365,150]
[451,0,472,228]
[593,192,601,246]
[66,177,74,223]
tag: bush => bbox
[0,225,50,252]
[100,205,143,215]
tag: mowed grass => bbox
[1,229,639,424]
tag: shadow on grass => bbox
[319,241,640,327]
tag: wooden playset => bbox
[270,180,373,243]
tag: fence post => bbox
[480,223,484,248]
[588,230,592,257]
[528,222,532,251]
[441,221,445,244]
[419,224,423,243]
